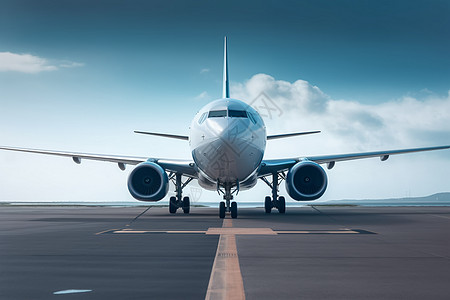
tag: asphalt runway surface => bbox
[1,205,449,299]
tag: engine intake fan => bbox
[286,161,328,201]
[127,162,169,201]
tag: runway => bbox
[1,206,449,299]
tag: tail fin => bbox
[223,36,230,98]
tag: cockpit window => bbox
[247,112,257,124]
[228,110,247,118]
[198,112,208,124]
[207,109,249,118]
[208,110,227,118]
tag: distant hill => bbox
[318,192,450,206]
[1,193,450,207]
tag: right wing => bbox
[0,146,198,177]
[305,145,450,165]
[267,131,320,140]
[258,145,450,177]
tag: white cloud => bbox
[59,61,85,68]
[200,68,210,74]
[0,52,84,73]
[233,73,450,152]
[195,91,210,100]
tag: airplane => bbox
[1,37,449,218]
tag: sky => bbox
[0,0,449,203]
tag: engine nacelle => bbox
[127,162,169,201]
[285,161,328,201]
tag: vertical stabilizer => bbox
[223,36,230,98]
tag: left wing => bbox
[258,145,450,177]
[0,146,197,177]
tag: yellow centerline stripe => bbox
[205,219,246,300]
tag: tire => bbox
[265,196,272,213]
[182,197,190,214]
[219,202,226,219]
[278,196,286,214]
[231,202,237,219]
[169,196,177,214]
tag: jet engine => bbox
[285,161,328,201]
[127,162,169,201]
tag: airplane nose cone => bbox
[218,133,259,159]
[190,109,266,183]
[192,134,263,182]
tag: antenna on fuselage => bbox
[223,36,230,99]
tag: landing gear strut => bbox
[168,173,193,214]
[261,172,286,214]
[217,181,239,219]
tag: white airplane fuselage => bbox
[190,98,266,191]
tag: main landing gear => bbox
[261,172,286,214]
[217,182,238,219]
[168,173,193,214]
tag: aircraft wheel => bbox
[278,196,286,214]
[265,196,272,213]
[219,202,226,219]
[231,202,238,219]
[182,196,190,214]
[169,196,177,214]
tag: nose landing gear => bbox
[218,199,238,219]
[217,181,239,219]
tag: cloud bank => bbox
[233,74,450,153]
[0,52,84,73]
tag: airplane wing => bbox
[258,145,450,177]
[267,131,321,140]
[0,146,197,177]
[134,131,189,140]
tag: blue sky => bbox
[0,0,449,202]
[2,0,449,102]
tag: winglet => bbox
[223,36,230,98]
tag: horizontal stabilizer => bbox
[267,131,321,140]
[134,131,189,141]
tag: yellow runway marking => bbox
[206,227,276,235]
[98,228,366,235]
[222,219,233,228]
[113,230,207,234]
[95,228,121,235]
[205,219,246,300]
